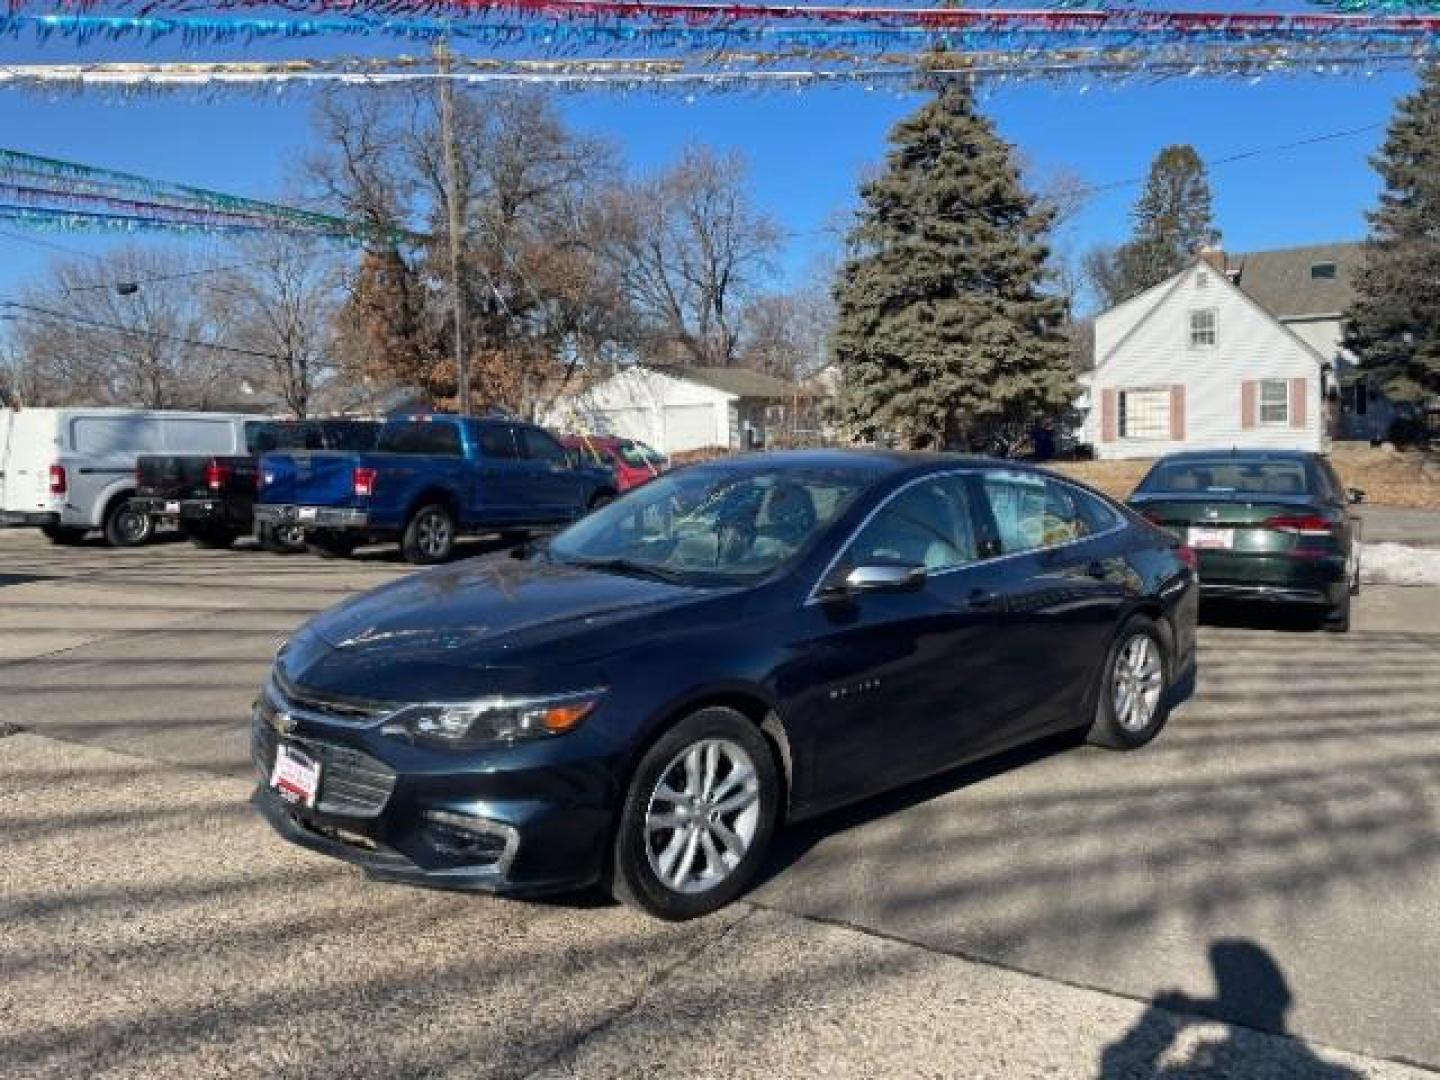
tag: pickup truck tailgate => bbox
[136,455,213,500]
[259,452,362,506]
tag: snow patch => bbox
[1361,542,1440,587]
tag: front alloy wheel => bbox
[612,707,779,920]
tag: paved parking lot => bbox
[2,530,1437,1078]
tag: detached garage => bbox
[546,365,811,456]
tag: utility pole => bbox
[436,36,470,416]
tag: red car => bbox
[561,435,668,493]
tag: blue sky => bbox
[0,24,1416,313]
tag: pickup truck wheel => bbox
[259,523,306,554]
[588,491,617,512]
[41,525,89,546]
[305,531,361,560]
[182,523,239,550]
[103,497,153,548]
[402,504,456,564]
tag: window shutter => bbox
[1289,377,1308,429]
[1101,388,1117,442]
[1241,380,1258,430]
[1170,385,1186,441]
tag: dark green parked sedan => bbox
[1127,450,1363,632]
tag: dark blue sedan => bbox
[252,451,1198,919]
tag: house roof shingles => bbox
[1228,241,1365,322]
[652,365,811,399]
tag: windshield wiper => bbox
[566,556,691,584]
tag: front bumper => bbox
[249,693,619,896]
[0,510,59,528]
[254,504,370,530]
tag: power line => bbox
[0,297,284,361]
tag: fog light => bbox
[422,810,519,872]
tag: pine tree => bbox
[1345,66,1440,403]
[832,81,1073,449]
[1088,146,1217,307]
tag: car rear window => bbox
[377,421,463,457]
[1139,459,1311,497]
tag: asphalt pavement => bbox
[2,529,1437,1078]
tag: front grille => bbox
[253,689,398,819]
[269,672,388,725]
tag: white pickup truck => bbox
[0,408,262,546]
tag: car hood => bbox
[280,556,728,701]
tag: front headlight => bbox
[382,689,605,749]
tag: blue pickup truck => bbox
[253,415,617,563]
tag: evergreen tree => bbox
[1345,66,1440,403]
[832,81,1073,449]
[1089,145,1217,306]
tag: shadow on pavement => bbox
[1098,940,1361,1079]
[1198,600,1330,633]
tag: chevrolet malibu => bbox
[252,451,1198,919]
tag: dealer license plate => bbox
[164,501,181,514]
[270,744,321,807]
[1188,526,1233,550]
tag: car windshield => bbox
[549,465,873,583]
[1139,458,1312,497]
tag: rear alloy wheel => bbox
[1087,616,1171,750]
[611,707,779,920]
[103,497,153,548]
[401,504,455,565]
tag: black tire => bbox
[41,524,88,546]
[610,707,780,921]
[182,523,239,550]
[1086,615,1172,750]
[102,496,153,548]
[1324,589,1352,634]
[587,490,617,512]
[259,522,306,555]
[305,530,361,560]
[401,503,456,565]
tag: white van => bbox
[0,408,263,546]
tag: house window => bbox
[1260,379,1290,425]
[1119,388,1172,440]
[1310,262,1337,280]
[1189,309,1217,348]
[1196,270,1209,288]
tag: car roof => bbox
[679,448,1042,478]
[1152,448,1316,463]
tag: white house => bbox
[1085,249,1327,460]
[545,364,816,455]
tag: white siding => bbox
[1087,263,1324,460]
[544,367,733,455]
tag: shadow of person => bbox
[1098,940,1362,1079]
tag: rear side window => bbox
[378,421,463,457]
[1139,458,1311,496]
[477,426,520,460]
[164,418,240,454]
[518,427,570,465]
[321,422,380,453]
[979,471,1098,554]
[70,416,164,455]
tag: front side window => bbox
[1189,309,1217,348]
[1118,388,1171,440]
[844,477,981,572]
[550,466,873,582]
[518,427,570,465]
[476,425,520,460]
[980,471,1096,554]
[1260,380,1290,425]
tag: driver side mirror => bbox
[820,563,927,602]
[1347,487,1366,505]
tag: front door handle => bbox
[967,588,1004,610]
